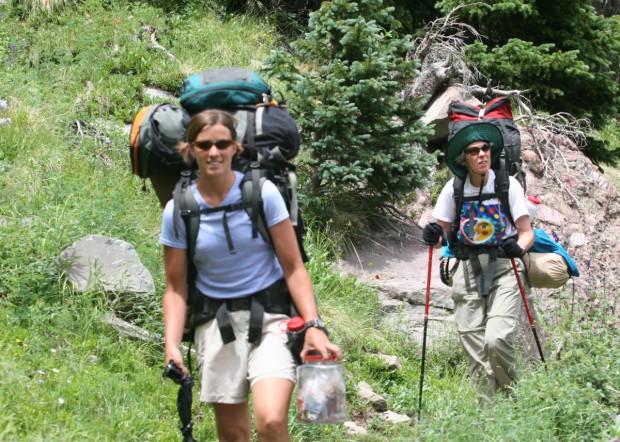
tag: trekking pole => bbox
[418,245,433,421]
[510,258,546,365]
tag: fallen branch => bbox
[470,85,529,98]
[102,313,194,353]
[141,24,176,61]
[103,312,162,343]
[74,120,84,138]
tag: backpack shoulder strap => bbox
[172,171,200,304]
[241,162,273,247]
[452,176,465,225]
[172,171,198,243]
[494,167,515,228]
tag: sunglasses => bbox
[464,143,491,156]
[193,139,235,150]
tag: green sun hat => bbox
[446,122,504,179]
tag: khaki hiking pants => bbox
[451,255,525,406]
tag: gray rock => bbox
[377,354,402,370]
[143,87,176,101]
[58,234,155,296]
[537,205,566,226]
[357,381,388,412]
[380,410,411,425]
[344,421,367,436]
[570,232,586,248]
[422,85,478,145]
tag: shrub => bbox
[263,0,437,224]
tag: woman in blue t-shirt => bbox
[161,109,341,441]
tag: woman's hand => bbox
[162,246,190,377]
[301,327,342,362]
[165,346,187,378]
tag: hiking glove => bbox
[499,238,524,258]
[423,222,447,246]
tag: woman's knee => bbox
[216,423,251,442]
[255,413,288,440]
[213,403,252,442]
[484,327,515,355]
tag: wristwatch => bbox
[304,318,329,335]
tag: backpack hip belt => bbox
[191,279,292,345]
[450,239,516,297]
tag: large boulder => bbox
[58,235,155,296]
[422,85,480,146]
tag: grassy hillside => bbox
[1,1,619,441]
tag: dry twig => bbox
[468,89,590,207]
[407,5,485,101]
[140,24,176,61]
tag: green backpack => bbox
[129,103,190,179]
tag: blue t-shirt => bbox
[159,171,289,299]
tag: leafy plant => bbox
[435,0,620,161]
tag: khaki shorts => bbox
[194,310,296,404]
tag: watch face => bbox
[304,318,329,336]
[307,318,325,328]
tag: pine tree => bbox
[263,0,437,219]
[435,0,620,130]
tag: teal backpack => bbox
[180,67,271,114]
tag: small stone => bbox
[377,354,402,370]
[380,410,411,424]
[570,232,586,248]
[344,421,367,435]
[357,381,388,412]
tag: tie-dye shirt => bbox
[432,169,529,246]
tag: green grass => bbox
[1,1,619,440]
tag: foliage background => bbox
[0,0,619,440]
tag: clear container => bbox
[296,352,346,424]
[526,195,541,221]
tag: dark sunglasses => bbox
[193,139,235,150]
[464,143,491,156]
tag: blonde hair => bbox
[177,109,244,165]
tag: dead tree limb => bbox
[407,5,484,103]
[470,85,529,99]
[141,24,176,61]
[511,95,590,207]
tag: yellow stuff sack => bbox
[522,252,570,288]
